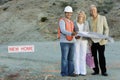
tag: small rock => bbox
[7,73,20,78]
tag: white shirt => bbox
[77,23,84,33]
[76,23,86,41]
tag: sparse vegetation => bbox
[0,0,120,42]
[41,17,48,22]
[97,0,114,14]
[60,1,77,11]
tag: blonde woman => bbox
[73,10,89,76]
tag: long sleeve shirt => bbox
[59,19,75,43]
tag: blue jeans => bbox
[60,42,74,76]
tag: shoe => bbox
[91,72,99,75]
[70,73,79,77]
[80,74,86,76]
[102,73,108,76]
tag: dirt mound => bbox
[0,0,120,43]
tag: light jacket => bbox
[74,21,90,40]
[74,21,89,32]
[88,14,109,45]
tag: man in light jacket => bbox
[88,5,109,76]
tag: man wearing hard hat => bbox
[58,6,76,76]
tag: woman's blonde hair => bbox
[77,10,86,23]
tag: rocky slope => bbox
[0,0,120,43]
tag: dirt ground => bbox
[0,41,120,80]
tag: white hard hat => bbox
[64,6,73,12]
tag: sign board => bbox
[8,45,34,53]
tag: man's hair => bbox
[90,4,97,9]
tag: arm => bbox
[59,20,72,36]
[74,21,79,33]
[103,16,109,36]
[84,21,90,32]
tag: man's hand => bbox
[75,36,80,39]
[71,32,77,36]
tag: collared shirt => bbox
[92,17,98,32]
[91,16,101,43]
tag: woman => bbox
[73,10,89,76]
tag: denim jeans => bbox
[60,42,74,76]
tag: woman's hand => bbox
[75,36,80,39]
